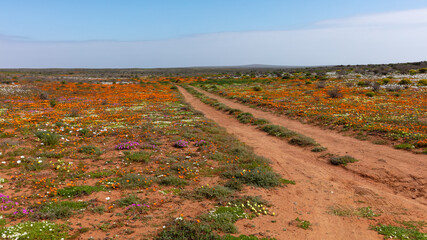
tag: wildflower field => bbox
[0,79,284,239]
[192,76,426,152]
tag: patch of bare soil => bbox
[178,86,426,239]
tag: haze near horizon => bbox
[1,0,427,68]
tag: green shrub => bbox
[49,99,57,107]
[398,79,412,85]
[35,131,60,146]
[311,146,327,152]
[22,158,48,171]
[365,92,375,97]
[295,217,311,230]
[124,151,151,163]
[260,125,297,138]
[115,195,142,207]
[222,235,276,240]
[237,112,255,124]
[329,155,358,166]
[417,79,427,86]
[394,143,415,150]
[288,135,318,146]
[56,185,105,198]
[252,86,263,91]
[228,108,243,116]
[115,174,153,189]
[227,167,282,188]
[194,185,233,200]
[31,201,89,220]
[91,205,105,214]
[156,220,217,240]
[159,176,188,187]
[251,118,270,126]
[224,178,243,191]
[78,145,102,155]
[78,128,90,136]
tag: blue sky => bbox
[1,0,427,68]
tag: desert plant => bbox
[311,146,327,152]
[288,135,318,146]
[237,112,255,124]
[35,131,60,146]
[124,151,151,163]
[78,145,102,155]
[394,143,414,150]
[398,79,412,85]
[159,176,188,187]
[194,185,233,200]
[417,79,427,86]
[327,87,343,98]
[365,92,375,97]
[260,125,297,138]
[329,155,358,166]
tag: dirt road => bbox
[178,86,426,239]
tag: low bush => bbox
[311,146,327,152]
[327,87,343,98]
[124,151,151,163]
[159,176,188,187]
[329,155,358,166]
[237,112,255,124]
[156,219,217,240]
[78,145,102,156]
[194,185,233,200]
[394,143,415,150]
[35,131,60,146]
[115,174,153,189]
[288,135,318,146]
[31,201,89,220]
[260,125,297,138]
[398,79,412,85]
[56,185,105,198]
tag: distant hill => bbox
[190,64,300,69]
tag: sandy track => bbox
[178,86,426,239]
[194,87,426,204]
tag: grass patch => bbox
[124,151,151,163]
[329,155,358,166]
[288,134,318,146]
[237,112,255,124]
[294,217,311,230]
[0,221,69,240]
[394,143,415,150]
[311,146,327,152]
[194,185,233,200]
[35,131,60,146]
[56,185,105,198]
[159,176,189,187]
[370,224,426,240]
[224,167,282,188]
[114,174,153,189]
[156,219,217,240]
[78,145,102,156]
[115,195,142,207]
[31,201,89,220]
[260,125,297,138]
[328,206,380,219]
[251,118,270,126]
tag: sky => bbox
[1,0,427,68]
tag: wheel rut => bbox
[178,86,426,240]
[194,86,426,204]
